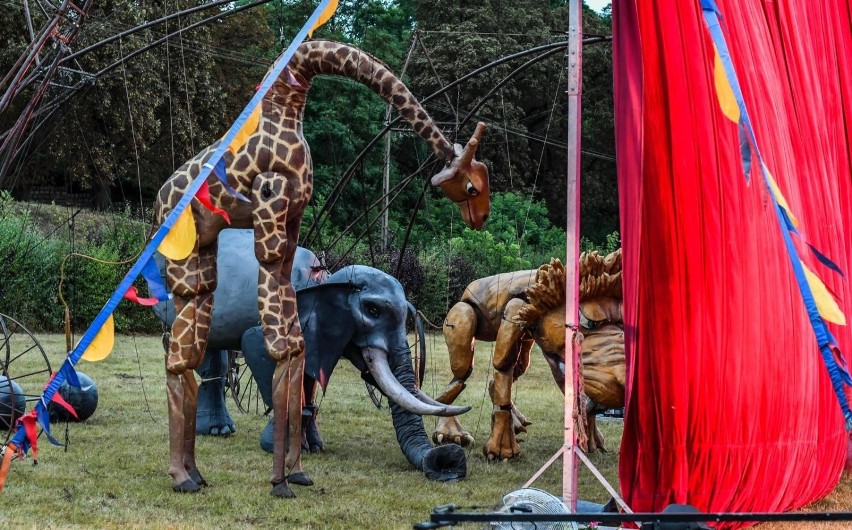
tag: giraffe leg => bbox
[165,238,217,492]
[484,298,527,461]
[434,302,477,447]
[250,173,308,498]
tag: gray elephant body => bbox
[153,229,326,349]
[153,229,466,480]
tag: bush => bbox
[0,199,161,334]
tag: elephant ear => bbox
[298,282,356,392]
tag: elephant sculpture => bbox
[434,250,625,460]
[153,229,467,481]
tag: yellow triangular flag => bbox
[82,314,115,362]
[802,261,846,325]
[308,0,338,37]
[158,208,196,261]
[227,106,262,156]
[713,46,740,124]
[763,165,800,228]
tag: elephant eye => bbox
[365,302,381,318]
[465,181,479,196]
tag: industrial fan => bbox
[491,488,579,530]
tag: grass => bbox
[1,332,851,529]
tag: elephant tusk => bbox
[363,348,470,417]
[412,388,450,407]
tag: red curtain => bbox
[614,0,852,524]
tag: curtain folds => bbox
[614,1,852,525]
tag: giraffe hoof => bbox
[272,480,296,498]
[287,472,314,486]
[172,479,201,493]
[188,469,209,487]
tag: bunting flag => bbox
[0,0,338,491]
[80,314,114,362]
[309,0,338,37]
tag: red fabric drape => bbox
[614,0,852,524]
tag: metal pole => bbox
[381,34,417,251]
[563,0,583,511]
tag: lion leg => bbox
[437,302,477,404]
[585,398,607,453]
[433,302,477,447]
[251,174,309,498]
[484,298,527,461]
[165,237,217,492]
[509,338,535,433]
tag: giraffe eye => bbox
[466,181,479,196]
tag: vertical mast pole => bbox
[563,0,583,511]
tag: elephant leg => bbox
[433,302,477,447]
[251,175,308,498]
[301,377,324,453]
[484,298,527,461]
[165,238,217,492]
[195,349,235,436]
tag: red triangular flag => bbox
[124,285,159,307]
[197,181,231,224]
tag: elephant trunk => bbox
[388,357,466,482]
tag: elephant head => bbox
[243,265,468,481]
[514,251,626,410]
[296,266,468,480]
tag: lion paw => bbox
[484,410,520,460]
[510,403,532,434]
[433,415,475,447]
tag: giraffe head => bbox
[431,122,491,230]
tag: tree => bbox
[408,0,618,244]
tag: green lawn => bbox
[0,332,621,529]
[1,332,849,529]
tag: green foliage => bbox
[0,201,160,333]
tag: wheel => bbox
[0,313,52,445]
[225,350,266,415]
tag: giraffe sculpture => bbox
[154,40,490,497]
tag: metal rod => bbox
[563,0,583,511]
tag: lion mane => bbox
[515,249,622,327]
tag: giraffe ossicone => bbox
[153,40,491,497]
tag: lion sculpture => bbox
[434,250,624,460]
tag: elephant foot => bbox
[301,407,324,453]
[271,479,295,499]
[422,445,467,482]
[433,415,475,447]
[172,479,201,493]
[188,468,209,487]
[510,403,532,434]
[484,409,520,461]
[287,472,314,486]
[196,410,236,436]
[260,418,274,454]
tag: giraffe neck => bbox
[266,40,455,162]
